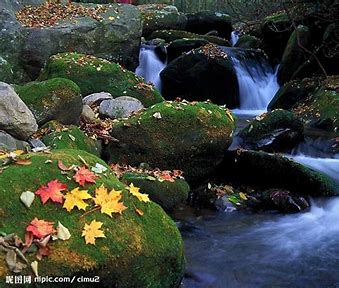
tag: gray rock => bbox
[0,130,29,151]
[0,82,38,140]
[81,105,97,122]
[99,96,144,119]
[83,92,113,107]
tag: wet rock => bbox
[138,4,187,36]
[14,78,82,126]
[234,34,261,49]
[0,130,29,151]
[99,96,144,119]
[39,52,164,107]
[278,25,312,84]
[321,22,339,75]
[238,109,304,152]
[160,45,239,107]
[219,149,338,197]
[0,82,38,140]
[104,101,236,182]
[82,92,113,107]
[166,38,209,62]
[185,11,232,40]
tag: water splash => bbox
[230,31,239,46]
[135,45,166,91]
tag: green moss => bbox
[235,35,261,49]
[0,149,184,287]
[41,122,101,157]
[14,78,82,126]
[38,52,164,107]
[263,12,289,26]
[105,101,236,181]
[121,172,189,210]
[148,29,230,46]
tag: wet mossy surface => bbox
[39,52,164,107]
[0,149,185,287]
[121,172,190,211]
[104,101,236,182]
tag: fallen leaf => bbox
[20,191,35,208]
[15,158,32,165]
[239,192,248,200]
[127,183,150,203]
[26,218,55,239]
[56,222,71,241]
[91,163,108,174]
[31,261,38,277]
[57,160,74,171]
[135,208,144,216]
[82,220,105,245]
[63,187,92,212]
[152,112,162,119]
[74,166,96,186]
[35,180,67,204]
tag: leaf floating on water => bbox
[82,220,105,245]
[56,222,71,241]
[20,191,35,208]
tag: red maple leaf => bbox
[35,179,67,204]
[26,218,56,239]
[73,166,96,186]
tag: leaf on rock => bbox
[20,191,35,208]
[91,163,108,174]
[58,160,74,171]
[56,222,71,241]
[82,220,105,245]
[31,261,38,277]
[94,185,127,217]
[63,187,92,212]
[135,208,144,216]
[35,180,67,204]
[127,183,150,203]
[74,166,97,186]
[26,218,56,239]
[15,158,32,166]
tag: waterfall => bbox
[230,31,239,46]
[222,47,280,116]
[135,45,166,91]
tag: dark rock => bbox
[234,34,261,49]
[322,22,339,75]
[166,38,209,62]
[160,45,239,107]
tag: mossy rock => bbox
[121,172,190,210]
[160,46,239,107]
[103,101,236,183]
[268,77,319,111]
[166,38,209,62]
[219,149,338,197]
[293,76,339,136]
[41,121,101,157]
[234,34,261,49]
[0,149,185,287]
[14,78,82,126]
[138,4,187,36]
[322,22,339,75]
[238,109,304,152]
[148,29,230,46]
[0,56,15,83]
[39,52,164,107]
[277,25,311,84]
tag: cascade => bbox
[135,45,166,91]
[230,31,239,46]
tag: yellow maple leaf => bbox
[82,220,105,245]
[63,187,92,212]
[127,183,150,203]
[93,185,127,217]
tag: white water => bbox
[230,31,239,46]
[135,45,166,91]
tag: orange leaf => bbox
[58,160,73,171]
[15,158,32,165]
[74,166,96,186]
[135,208,144,216]
[35,180,67,204]
[26,218,55,239]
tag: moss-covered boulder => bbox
[278,25,312,84]
[0,149,185,287]
[148,29,230,46]
[185,11,232,40]
[238,109,304,152]
[322,22,339,75]
[293,76,339,135]
[268,77,319,111]
[14,78,82,126]
[103,101,236,182]
[219,149,338,196]
[121,172,189,210]
[261,12,293,62]
[138,4,187,36]
[160,45,239,107]
[234,34,261,49]
[39,53,164,108]
[41,121,101,157]
[166,38,209,62]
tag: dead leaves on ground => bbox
[82,220,105,245]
